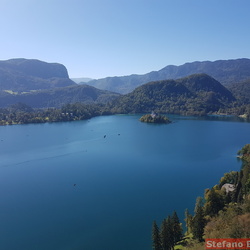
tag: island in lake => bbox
[139,113,172,124]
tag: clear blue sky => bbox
[1,0,250,79]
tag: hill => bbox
[0,84,120,108]
[109,74,235,115]
[0,58,76,92]
[87,58,250,94]
[227,78,250,104]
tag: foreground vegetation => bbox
[152,144,250,249]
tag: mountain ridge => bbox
[88,58,250,94]
[0,58,76,92]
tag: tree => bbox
[219,171,238,187]
[161,219,169,250]
[204,187,225,217]
[192,197,206,242]
[171,211,183,244]
[161,216,174,250]
[152,221,162,250]
[184,208,193,235]
[238,144,250,167]
[232,170,243,203]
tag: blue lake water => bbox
[0,115,249,250]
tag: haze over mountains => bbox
[71,77,93,84]
[87,58,250,94]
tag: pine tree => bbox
[160,219,169,250]
[184,208,192,234]
[165,216,174,250]
[160,212,183,250]
[192,197,206,242]
[152,221,162,250]
[171,211,183,244]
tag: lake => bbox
[0,114,249,250]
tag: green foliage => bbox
[140,114,171,124]
[204,203,250,239]
[153,212,182,250]
[184,209,192,235]
[152,221,162,250]
[191,197,206,242]
[110,74,235,116]
[219,171,238,187]
[228,78,250,104]
[172,211,183,244]
[161,218,173,250]
[0,84,120,109]
[0,103,103,125]
[204,187,225,217]
[238,144,250,163]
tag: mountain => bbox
[0,58,119,108]
[0,58,76,92]
[87,58,250,94]
[109,74,235,115]
[0,84,120,108]
[227,79,250,104]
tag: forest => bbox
[1,73,250,125]
[152,144,250,250]
[0,99,250,126]
[0,102,108,125]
